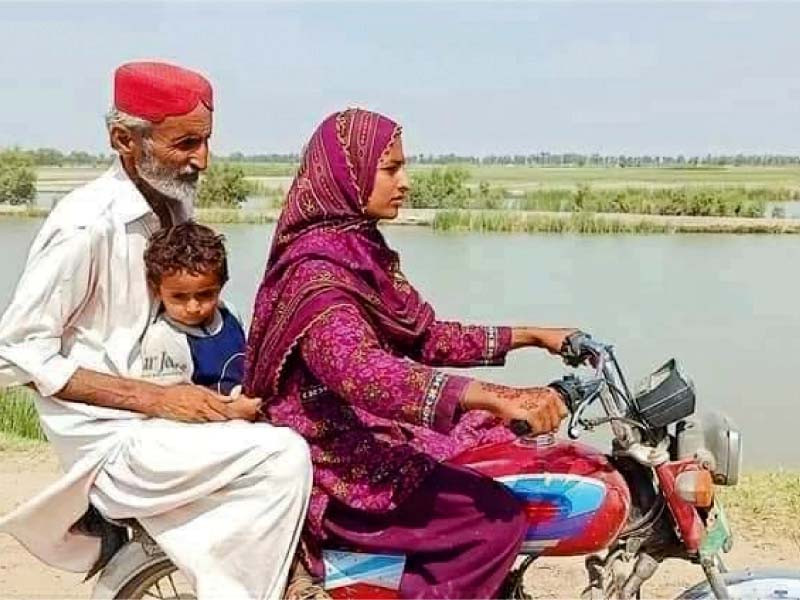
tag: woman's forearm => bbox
[460,380,533,412]
[510,327,576,353]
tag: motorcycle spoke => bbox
[168,573,180,597]
[147,580,166,599]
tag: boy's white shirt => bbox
[140,299,244,388]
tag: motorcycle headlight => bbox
[676,412,742,486]
[634,359,696,429]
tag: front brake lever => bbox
[565,379,603,439]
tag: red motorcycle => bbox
[94,335,800,599]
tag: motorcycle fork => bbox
[701,555,731,600]
[582,548,660,600]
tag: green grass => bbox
[719,471,800,539]
[431,210,800,234]
[221,161,298,177]
[0,430,43,451]
[0,205,50,218]
[433,210,672,234]
[460,164,800,189]
[0,387,45,441]
[426,185,786,217]
[195,207,281,224]
[510,186,787,217]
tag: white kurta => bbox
[0,161,311,599]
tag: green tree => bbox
[0,149,37,205]
[31,147,65,166]
[196,164,250,208]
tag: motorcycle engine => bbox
[676,412,742,486]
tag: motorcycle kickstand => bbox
[499,556,535,599]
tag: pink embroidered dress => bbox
[244,109,515,541]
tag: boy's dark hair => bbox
[144,221,229,287]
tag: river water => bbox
[1,217,798,467]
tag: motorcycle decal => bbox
[323,550,406,591]
[497,474,607,542]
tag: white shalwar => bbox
[0,160,311,599]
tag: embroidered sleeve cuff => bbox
[420,371,471,434]
[483,326,513,366]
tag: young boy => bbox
[141,221,245,395]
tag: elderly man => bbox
[0,61,312,599]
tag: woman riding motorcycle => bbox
[245,108,580,599]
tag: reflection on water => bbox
[1,218,798,467]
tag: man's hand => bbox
[149,384,261,423]
[56,368,263,423]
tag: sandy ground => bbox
[1,445,798,599]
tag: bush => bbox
[514,186,773,217]
[196,164,250,208]
[409,166,471,208]
[0,149,37,205]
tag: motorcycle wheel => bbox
[91,540,195,600]
[677,569,800,599]
[113,557,195,599]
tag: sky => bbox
[1,1,800,156]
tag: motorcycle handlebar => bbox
[508,334,615,438]
[548,375,584,413]
[560,331,603,367]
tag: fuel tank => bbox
[451,436,632,556]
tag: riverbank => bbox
[0,433,796,598]
[2,204,799,234]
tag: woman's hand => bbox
[494,386,568,434]
[511,327,578,355]
[461,381,568,435]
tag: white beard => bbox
[136,147,198,219]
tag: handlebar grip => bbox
[509,419,533,436]
[560,331,596,367]
[549,375,584,414]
